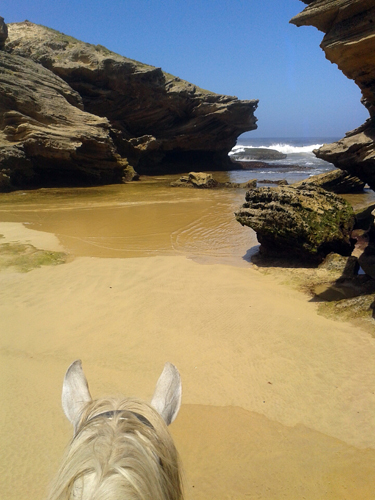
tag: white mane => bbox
[48,361,183,500]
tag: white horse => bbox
[48,360,183,500]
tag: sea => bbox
[228,136,340,185]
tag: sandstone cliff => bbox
[290,0,375,190]
[0,20,257,188]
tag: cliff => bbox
[290,0,375,190]
[0,20,258,189]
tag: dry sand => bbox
[1,222,375,499]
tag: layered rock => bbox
[3,21,258,181]
[293,168,365,193]
[290,1,375,189]
[0,50,130,189]
[235,184,354,259]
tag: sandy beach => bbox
[1,220,375,500]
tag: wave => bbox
[230,143,323,155]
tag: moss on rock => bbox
[0,241,68,272]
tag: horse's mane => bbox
[47,397,183,500]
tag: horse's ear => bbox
[62,360,92,430]
[151,363,182,425]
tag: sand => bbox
[2,222,375,499]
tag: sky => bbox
[2,0,370,139]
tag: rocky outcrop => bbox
[2,21,258,184]
[293,168,365,193]
[229,147,287,161]
[0,49,132,189]
[235,184,354,260]
[170,171,257,189]
[171,172,219,189]
[290,1,375,189]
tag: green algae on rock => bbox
[235,183,355,260]
[0,241,68,272]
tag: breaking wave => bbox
[229,143,323,156]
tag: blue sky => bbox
[2,0,369,138]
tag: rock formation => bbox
[170,172,257,189]
[290,0,375,189]
[0,20,258,189]
[235,184,354,260]
[293,168,365,193]
[0,49,131,189]
[229,147,287,162]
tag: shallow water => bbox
[0,175,259,266]
[0,173,374,266]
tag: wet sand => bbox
[1,183,375,499]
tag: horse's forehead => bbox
[87,409,155,429]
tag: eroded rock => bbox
[293,168,365,193]
[235,183,355,259]
[0,50,127,189]
[171,172,219,189]
[291,1,375,189]
[171,172,257,189]
[4,21,258,177]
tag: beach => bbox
[1,178,375,499]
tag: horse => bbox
[47,360,183,500]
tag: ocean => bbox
[228,136,339,185]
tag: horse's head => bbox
[62,360,182,433]
[49,361,183,500]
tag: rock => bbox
[0,50,129,189]
[235,183,355,259]
[170,172,256,189]
[313,276,375,302]
[231,160,301,170]
[121,163,139,183]
[231,160,270,169]
[354,203,375,230]
[290,1,375,189]
[313,124,375,190]
[351,227,375,279]
[224,179,257,189]
[318,253,359,278]
[258,179,288,185]
[230,147,287,161]
[171,172,219,188]
[4,21,258,177]
[293,168,365,193]
[0,17,8,49]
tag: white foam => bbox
[230,143,323,155]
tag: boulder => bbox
[291,1,375,189]
[171,172,219,188]
[170,172,257,189]
[293,168,365,193]
[230,147,286,162]
[4,21,258,177]
[235,183,355,259]
[224,179,257,189]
